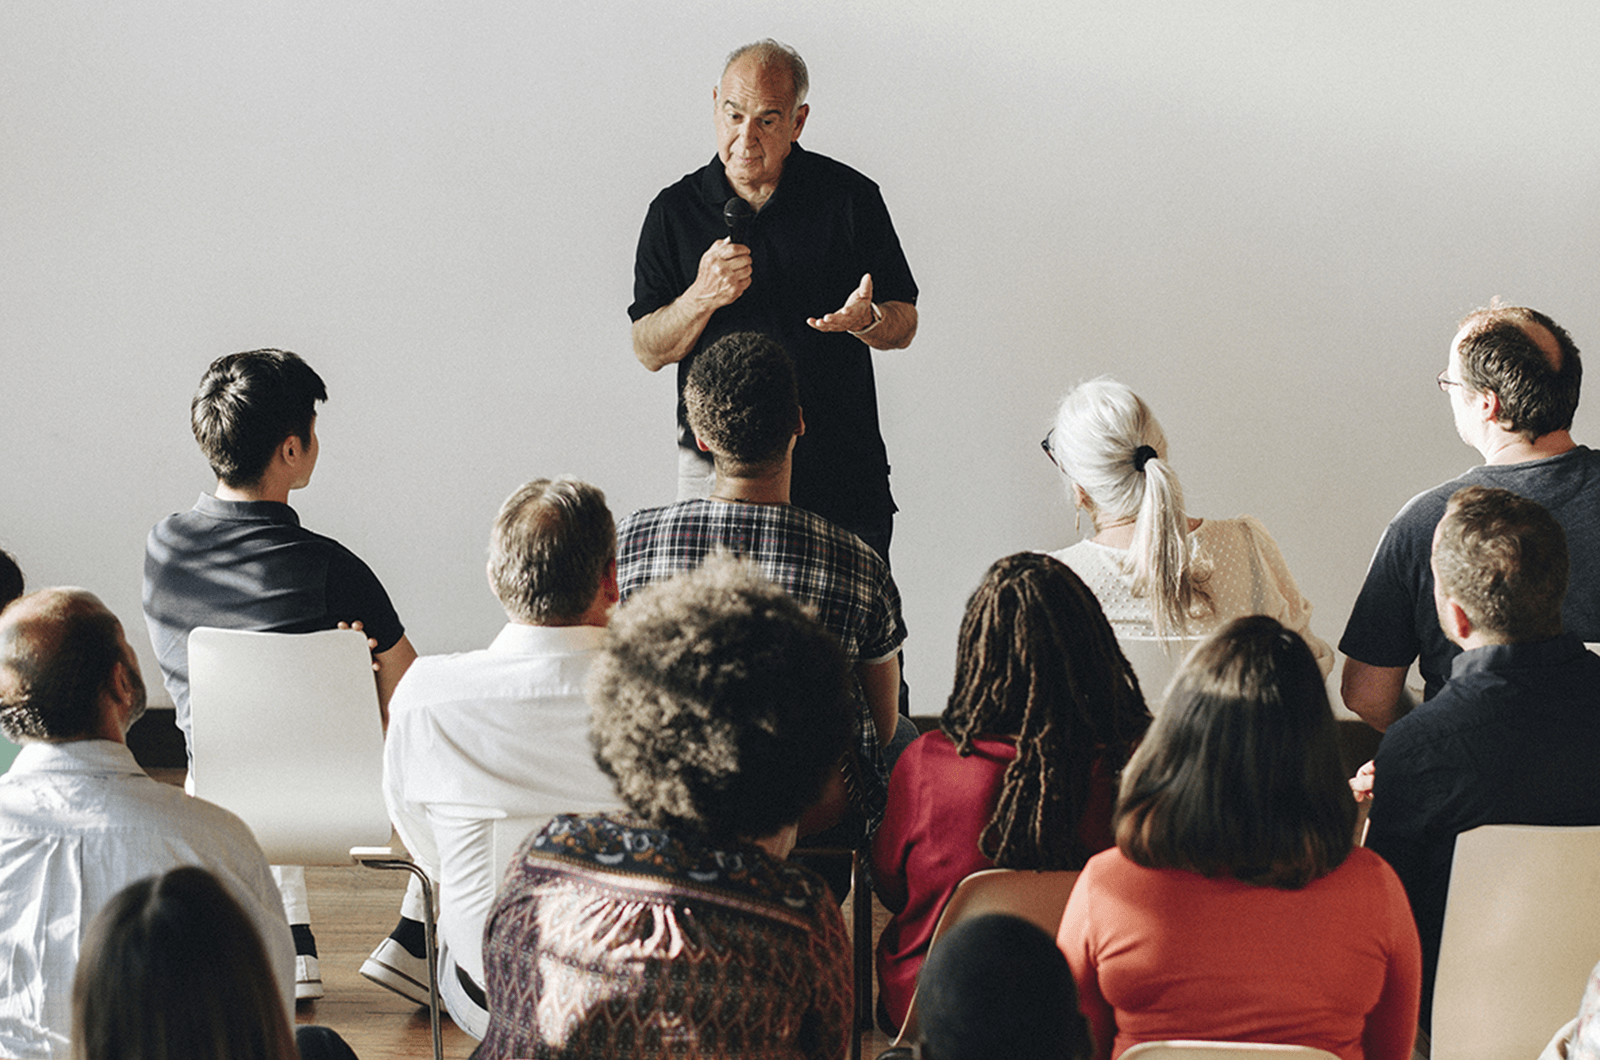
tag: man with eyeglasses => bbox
[1340,303,1600,731]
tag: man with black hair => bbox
[1365,486,1600,1028]
[142,348,416,1000]
[1341,304,1600,730]
[617,331,908,853]
[0,589,292,1058]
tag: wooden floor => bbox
[296,866,897,1060]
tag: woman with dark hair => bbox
[474,556,857,1060]
[1057,616,1420,1060]
[71,866,355,1060]
[871,553,1150,1033]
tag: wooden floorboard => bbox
[298,866,896,1060]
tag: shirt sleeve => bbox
[629,190,690,322]
[859,563,908,665]
[869,738,922,913]
[850,182,918,307]
[1057,860,1116,1060]
[1239,516,1335,677]
[324,545,404,653]
[1363,858,1424,1060]
[1339,496,1438,669]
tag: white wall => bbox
[4,0,1597,712]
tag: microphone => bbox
[724,196,755,246]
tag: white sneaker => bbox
[295,955,325,1000]
[360,936,433,1005]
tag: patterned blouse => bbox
[474,814,853,1060]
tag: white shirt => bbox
[1052,515,1335,677]
[382,623,622,1014]
[0,741,294,1059]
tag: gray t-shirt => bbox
[1339,445,1600,699]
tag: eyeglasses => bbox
[1040,429,1063,471]
[1437,371,1467,393]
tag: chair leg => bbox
[852,850,872,1059]
[359,858,442,1060]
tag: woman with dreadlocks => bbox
[870,552,1152,1035]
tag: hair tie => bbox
[1133,445,1158,472]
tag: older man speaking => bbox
[629,39,919,561]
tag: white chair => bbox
[1117,636,1201,711]
[187,627,442,1060]
[891,867,1081,1046]
[1121,1043,1339,1060]
[1430,823,1600,1060]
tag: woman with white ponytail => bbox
[1044,377,1333,678]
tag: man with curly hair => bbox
[616,331,908,843]
[475,556,855,1060]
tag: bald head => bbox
[1453,303,1582,442]
[0,588,144,743]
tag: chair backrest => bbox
[894,868,1081,1044]
[1121,1043,1339,1060]
[188,627,393,865]
[1431,823,1600,1060]
[1117,636,1201,712]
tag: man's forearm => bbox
[631,299,717,372]
[857,301,917,351]
[1340,658,1410,732]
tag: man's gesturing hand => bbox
[807,273,876,333]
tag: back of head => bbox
[1051,377,1207,635]
[723,39,809,110]
[587,554,853,843]
[488,477,616,624]
[0,588,125,742]
[0,549,23,611]
[1456,303,1581,442]
[942,552,1150,868]
[1116,616,1355,889]
[191,349,327,488]
[72,866,296,1060]
[684,332,800,475]
[1434,485,1568,643]
[916,914,1093,1060]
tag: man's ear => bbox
[694,434,712,453]
[791,102,809,140]
[795,406,806,438]
[601,558,619,606]
[1442,596,1475,643]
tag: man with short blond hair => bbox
[1365,486,1600,1029]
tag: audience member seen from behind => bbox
[0,549,22,610]
[474,556,856,1060]
[1046,377,1332,674]
[1057,616,1420,1060]
[871,552,1150,1033]
[71,866,356,1060]
[912,914,1093,1060]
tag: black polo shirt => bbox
[1366,633,1600,1026]
[142,493,405,749]
[629,144,918,528]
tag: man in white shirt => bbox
[0,588,293,1059]
[363,477,623,1036]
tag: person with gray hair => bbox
[1045,376,1332,672]
[363,477,622,1035]
[629,37,920,559]
[0,589,293,1059]
[475,555,855,1060]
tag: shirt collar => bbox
[1449,632,1589,680]
[11,739,147,777]
[193,492,301,526]
[488,622,607,656]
